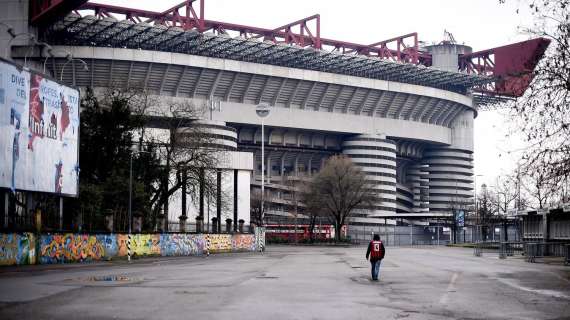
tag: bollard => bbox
[499,242,506,259]
[127,234,132,262]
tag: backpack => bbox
[370,240,383,259]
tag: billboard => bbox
[0,58,79,196]
[455,210,465,228]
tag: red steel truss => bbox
[459,38,551,97]
[30,0,88,25]
[59,1,549,98]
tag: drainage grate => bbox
[85,275,133,282]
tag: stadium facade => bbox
[1,0,549,233]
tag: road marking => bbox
[439,272,459,304]
[497,278,570,300]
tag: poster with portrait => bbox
[0,58,79,196]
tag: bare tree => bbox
[503,0,570,179]
[139,100,228,229]
[493,175,520,214]
[303,155,377,241]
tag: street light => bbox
[5,32,35,60]
[60,57,89,82]
[474,174,483,241]
[128,149,150,262]
[255,103,270,227]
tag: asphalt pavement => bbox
[0,245,569,320]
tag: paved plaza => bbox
[0,246,569,320]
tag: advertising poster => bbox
[0,59,79,196]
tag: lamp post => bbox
[128,149,149,262]
[60,57,89,82]
[255,103,270,226]
[474,174,483,242]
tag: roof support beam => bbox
[241,74,256,103]
[301,82,317,109]
[272,78,287,106]
[159,63,171,94]
[287,79,302,108]
[356,88,373,115]
[174,65,187,96]
[191,68,204,97]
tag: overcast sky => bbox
[94,0,535,188]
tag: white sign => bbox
[0,59,79,196]
[562,203,570,213]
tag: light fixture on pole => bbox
[5,32,35,60]
[128,148,150,262]
[255,103,270,227]
[60,57,88,82]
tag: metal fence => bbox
[524,242,570,264]
[347,225,450,246]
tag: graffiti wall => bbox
[39,233,117,264]
[232,234,256,252]
[117,234,160,257]
[161,234,205,256]
[0,231,261,265]
[0,233,36,266]
[206,234,232,253]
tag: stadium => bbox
[1,0,549,239]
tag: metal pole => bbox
[128,154,132,262]
[261,119,265,226]
[59,197,63,230]
[437,220,440,246]
[4,192,9,228]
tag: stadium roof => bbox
[44,14,492,99]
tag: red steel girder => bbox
[460,38,551,97]
[77,1,421,64]
[30,0,88,25]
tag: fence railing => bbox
[474,241,570,265]
[524,242,570,264]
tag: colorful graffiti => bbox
[232,234,256,252]
[1,230,264,265]
[161,234,205,256]
[0,233,36,266]
[206,234,232,253]
[117,234,160,257]
[39,233,116,264]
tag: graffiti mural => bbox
[0,233,36,266]
[161,234,205,256]
[2,231,264,265]
[117,234,160,257]
[232,234,256,252]
[39,234,113,264]
[206,234,232,253]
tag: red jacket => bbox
[366,240,385,261]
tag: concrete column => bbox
[342,134,397,217]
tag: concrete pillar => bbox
[342,134,397,217]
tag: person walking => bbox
[366,234,385,281]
